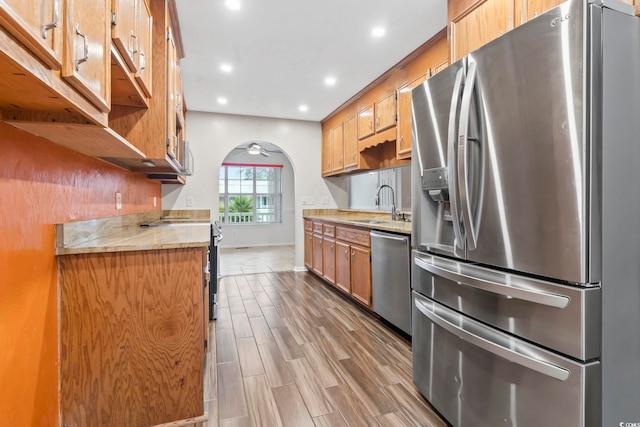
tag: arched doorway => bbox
[217,141,296,275]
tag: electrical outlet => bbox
[302,197,315,205]
[115,192,122,210]
[186,196,194,207]
[153,196,157,207]
[321,196,329,205]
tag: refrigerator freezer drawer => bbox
[412,292,601,427]
[412,251,601,361]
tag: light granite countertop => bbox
[303,209,412,235]
[56,210,211,255]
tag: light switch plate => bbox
[115,192,122,210]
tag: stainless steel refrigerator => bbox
[410,1,640,426]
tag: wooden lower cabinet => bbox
[305,219,373,309]
[312,233,323,275]
[58,247,207,427]
[304,230,313,269]
[322,237,336,284]
[350,244,372,307]
[335,240,351,293]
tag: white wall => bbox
[162,111,349,270]
[218,149,295,248]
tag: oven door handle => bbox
[414,297,570,381]
[414,256,570,309]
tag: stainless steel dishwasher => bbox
[371,230,411,335]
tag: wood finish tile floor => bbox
[219,245,295,275]
[201,271,447,427]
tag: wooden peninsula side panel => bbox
[59,247,206,427]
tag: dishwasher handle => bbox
[370,231,408,243]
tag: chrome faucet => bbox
[375,184,397,221]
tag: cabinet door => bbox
[358,104,375,140]
[312,234,323,275]
[166,26,178,159]
[322,238,336,284]
[450,0,512,63]
[351,245,372,307]
[343,116,358,169]
[304,231,313,270]
[397,75,427,159]
[0,0,62,69]
[63,0,111,112]
[111,0,137,71]
[331,124,344,173]
[375,93,396,132]
[321,131,332,175]
[335,241,351,293]
[135,0,152,97]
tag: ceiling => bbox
[175,0,448,122]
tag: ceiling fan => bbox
[246,142,271,157]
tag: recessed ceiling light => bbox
[299,105,309,112]
[372,26,386,38]
[324,76,336,86]
[220,63,233,73]
[225,0,241,11]
[217,97,228,105]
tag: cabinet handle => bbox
[139,51,146,71]
[352,152,356,161]
[75,24,89,71]
[130,32,139,56]
[400,135,404,148]
[369,121,372,130]
[352,251,355,257]
[376,118,380,127]
[42,0,59,39]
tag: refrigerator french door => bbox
[410,1,640,426]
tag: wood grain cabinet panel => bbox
[59,248,205,427]
[304,230,313,270]
[322,131,332,175]
[343,116,358,169]
[375,93,397,133]
[323,237,336,284]
[450,0,513,63]
[358,104,375,140]
[0,0,63,69]
[111,0,137,71]
[397,74,427,159]
[62,0,111,112]
[335,240,351,293]
[331,123,344,173]
[134,0,153,97]
[350,245,372,308]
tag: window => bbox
[219,163,283,224]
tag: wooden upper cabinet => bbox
[375,93,396,133]
[166,26,178,159]
[62,0,111,112]
[358,104,375,140]
[397,74,427,159]
[517,0,564,25]
[0,0,63,69]
[450,0,513,62]
[134,0,153,97]
[111,0,137,71]
[343,116,358,169]
[331,123,344,173]
[321,131,332,175]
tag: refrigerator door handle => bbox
[457,61,478,250]
[414,296,571,381]
[414,255,571,309]
[447,67,466,250]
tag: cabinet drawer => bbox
[323,224,335,237]
[304,219,313,232]
[313,222,324,234]
[336,226,370,247]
